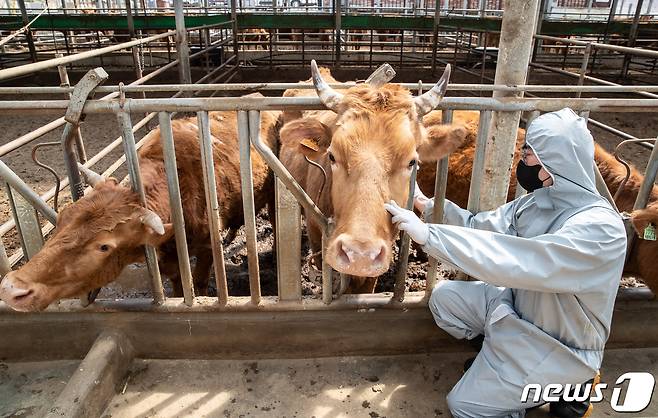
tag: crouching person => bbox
[385,108,627,418]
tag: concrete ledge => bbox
[43,332,134,418]
[1,298,658,361]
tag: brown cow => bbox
[0,104,282,312]
[279,61,466,292]
[416,110,658,295]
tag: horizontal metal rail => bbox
[1,97,658,113]
[8,83,658,94]
[535,34,658,59]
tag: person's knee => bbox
[446,390,475,418]
[428,280,459,319]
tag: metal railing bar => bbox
[5,97,658,114]
[241,111,262,305]
[116,110,166,304]
[197,110,229,306]
[158,111,195,306]
[424,109,452,298]
[12,83,658,95]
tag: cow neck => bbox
[139,158,173,224]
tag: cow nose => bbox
[332,234,389,276]
[0,273,34,305]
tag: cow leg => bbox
[306,219,324,269]
[193,247,213,296]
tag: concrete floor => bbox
[2,349,658,417]
[102,348,658,418]
[0,360,78,418]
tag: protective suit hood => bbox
[525,108,606,209]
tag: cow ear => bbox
[417,124,468,163]
[144,223,174,247]
[631,207,658,238]
[279,118,332,159]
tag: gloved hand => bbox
[413,181,431,213]
[384,200,430,245]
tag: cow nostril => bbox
[373,245,386,264]
[339,243,353,264]
[13,288,33,302]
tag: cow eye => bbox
[408,159,417,168]
[328,152,336,163]
[99,244,110,252]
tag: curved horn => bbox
[414,64,451,117]
[311,59,343,112]
[77,162,104,187]
[140,208,165,235]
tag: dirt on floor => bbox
[0,66,655,299]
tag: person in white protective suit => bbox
[384,108,627,418]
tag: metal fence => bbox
[1,80,658,312]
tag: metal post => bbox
[197,111,229,305]
[158,112,195,305]
[231,0,239,65]
[467,110,492,213]
[17,0,37,62]
[478,0,540,211]
[243,111,262,305]
[116,111,166,304]
[393,163,418,302]
[424,110,452,297]
[335,0,342,67]
[175,0,192,86]
[621,0,644,78]
[576,43,592,99]
[5,183,43,260]
[57,58,87,162]
[275,178,302,302]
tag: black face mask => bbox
[516,160,546,192]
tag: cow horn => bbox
[311,59,343,112]
[414,64,451,117]
[77,162,104,187]
[140,209,165,235]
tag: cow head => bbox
[280,61,466,277]
[0,166,173,312]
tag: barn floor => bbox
[1,349,658,417]
[100,348,658,418]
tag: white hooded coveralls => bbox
[422,108,627,417]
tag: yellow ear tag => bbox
[300,138,320,152]
[643,223,656,241]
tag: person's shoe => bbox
[549,373,600,418]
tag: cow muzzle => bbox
[0,273,42,312]
[327,233,390,277]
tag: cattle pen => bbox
[2,0,658,416]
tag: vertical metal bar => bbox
[158,112,195,305]
[478,0,540,211]
[0,238,10,276]
[430,0,440,74]
[57,59,87,163]
[392,162,418,302]
[197,111,229,306]
[335,0,342,67]
[275,177,302,302]
[468,110,492,214]
[243,111,262,305]
[5,183,43,260]
[425,109,452,297]
[17,0,37,62]
[321,227,332,304]
[175,0,192,86]
[231,0,239,64]
[576,43,592,99]
[116,111,165,304]
[621,0,644,77]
